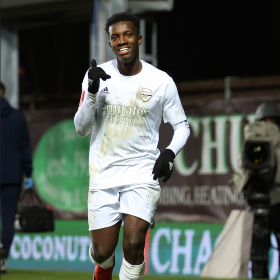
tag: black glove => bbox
[152,149,175,183]
[88,59,111,94]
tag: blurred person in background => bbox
[234,102,280,278]
[74,12,190,280]
[0,81,33,273]
[254,102,280,277]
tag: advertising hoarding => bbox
[7,221,280,279]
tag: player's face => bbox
[109,21,142,63]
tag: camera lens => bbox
[247,143,268,165]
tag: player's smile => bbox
[109,21,142,62]
[118,46,131,55]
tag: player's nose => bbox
[117,35,127,45]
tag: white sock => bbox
[89,244,114,269]
[119,258,145,280]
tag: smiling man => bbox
[74,12,190,280]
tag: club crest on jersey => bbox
[140,88,153,102]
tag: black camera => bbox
[242,140,277,195]
[242,140,275,279]
[243,140,275,173]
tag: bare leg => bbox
[90,220,122,263]
[122,215,150,265]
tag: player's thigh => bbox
[88,188,122,255]
[123,215,149,250]
[120,184,160,253]
[119,184,161,228]
[90,221,121,258]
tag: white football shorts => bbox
[88,184,161,231]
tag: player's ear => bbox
[109,41,112,48]
[138,34,143,46]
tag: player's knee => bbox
[91,244,113,264]
[89,244,115,269]
[123,236,144,254]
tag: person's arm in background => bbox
[21,115,33,189]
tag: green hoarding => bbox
[33,120,90,212]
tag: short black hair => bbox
[105,12,140,37]
[0,82,5,96]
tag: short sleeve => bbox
[162,77,187,124]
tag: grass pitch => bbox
[1,270,182,280]
[1,269,264,280]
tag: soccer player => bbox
[74,12,190,280]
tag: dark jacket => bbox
[1,97,32,185]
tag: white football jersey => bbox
[80,59,187,189]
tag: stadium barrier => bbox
[7,220,280,279]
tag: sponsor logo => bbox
[100,87,110,94]
[10,234,92,262]
[159,185,245,206]
[100,102,149,127]
[141,88,153,102]
[102,102,148,117]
